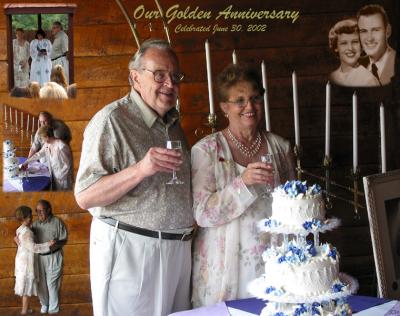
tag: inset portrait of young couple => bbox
[328,4,397,87]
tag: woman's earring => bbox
[224,112,228,118]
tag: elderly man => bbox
[28,111,71,158]
[50,21,69,83]
[32,200,67,314]
[357,4,397,86]
[75,39,194,316]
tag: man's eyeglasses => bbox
[225,95,264,108]
[142,68,184,84]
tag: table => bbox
[170,296,396,316]
[3,157,51,192]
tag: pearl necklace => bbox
[227,128,261,158]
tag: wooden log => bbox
[0,274,91,307]
[0,192,81,216]
[0,303,93,316]
[0,212,91,248]
[0,243,89,279]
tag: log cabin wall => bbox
[0,0,399,314]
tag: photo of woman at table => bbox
[191,63,295,307]
[21,125,73,191]
[14,205,55,315]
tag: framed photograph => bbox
[363,169,400,299]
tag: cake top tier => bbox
[3,139,16,154]
[275,180,322,199]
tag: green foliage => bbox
[12,14,68,32]
[12,14,38,31]
[42,14,69,31]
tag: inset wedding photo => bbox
[4,3,77,98]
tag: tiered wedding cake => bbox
[248,180,356,316]
[3,140,19,179]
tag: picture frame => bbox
[363,169,400,299]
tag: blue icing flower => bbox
[310,184,321,194]
[307,244,317,256]
[311,219,323,228]
[278,256,286,263]
[274,313,286,316]
[303,221,313,230]
[294,304,307,315]
[311,302,321,315]
[328,247,337,260]
[265,219,281,228]
[332,283,345,293]
[265,286,276,294]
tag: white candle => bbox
[30,134,33,145]
[9,107,12,124]
[205,39,215,115]
[32,116,35,133]
[380,103,386,173]
[261,61,270,131]
[37,118,40,130]
[232,50,237,65]
[292,71,300,147]
[27,114,30,132]
[325,82,331,157]
[21,111,23,129]
[4,105,6,122]
[15,109,17,126]
[352,92,358,171]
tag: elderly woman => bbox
[30,29,52,86]
[329,18,379,87]
[191,63,295,307]
[21,125,73,191]
[13,28,30,88]
[14,206,55,315]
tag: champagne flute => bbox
[261,153,274,198]
[166,140,184,185]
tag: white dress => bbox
[13,39,30,87]
[26,139,73,191]
[14,225,50,296]
[329,65,379,87]
[30,39,52,86]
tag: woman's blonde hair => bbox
[50,65,68,89]
[39,82,68,99]
[328,18,359,52]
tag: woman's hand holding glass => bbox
[241,161,274,188]
[261,154,275,197]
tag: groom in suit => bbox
[357,4,397,86]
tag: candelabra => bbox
[293,145,302,181]
[323,156,333,210]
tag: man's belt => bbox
[40,247,62,256]
[51,52,67,61]
[99,217,194,241]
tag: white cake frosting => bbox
[261,299,352,316]
[271,190,325,227]
[263,241,339,297]
[3,140,19,179]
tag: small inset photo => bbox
[5,3,77,98]
[3,108,73,192]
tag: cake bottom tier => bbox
[260,299,352,316]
